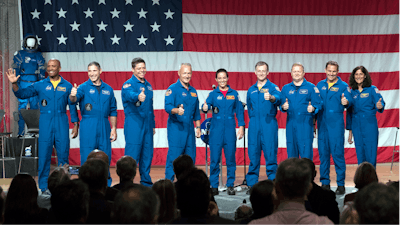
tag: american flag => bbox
[20,0,399,166]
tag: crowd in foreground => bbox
[0,150,398,224]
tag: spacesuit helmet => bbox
[22,35,39,51]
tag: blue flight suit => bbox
[281,79,322,160]
[316,77,353,187]
[14,77,79,190]
[202,86,245,188]
[164,79,201,181]
[346,85,385,168]
[121,75,155,187]
[246,79,282,186]
[12,35,46,135]
[72,79,117,186]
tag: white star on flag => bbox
[110,34,121,45]
[84,8,94,18]
[164,9,174,19]
[137,35,147,45]
[43,21,53,31]
[125,0,133,5]
[110,8,121,18]
[56,8,67,18]
[44,0,52,5]
[164,35,174,45]
[123,22,134,32]
[57,34,68,45]
[97,21,108,31]
[84,34,95,45]
[31,9,41,19]
[152,0,160,5]
[72,0,79,5]
[150,22,161,32]
[70,21,80,31]
[137,8,148,19]
[98,0,106,5]
[35,35,42,45]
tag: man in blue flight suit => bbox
[165,63,201,181]
[281,63,322,160]
[202,68,245,195]
[69,61,117,186]
[12,34,46,135]
[246,61,282,192]
[316,61,352,195]
[121,58,155,187]
[6,59,79,191]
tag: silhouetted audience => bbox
[340,202,358,224]
[344,162,378,204]
[302,158,340,224]
[47,179,90,223]
[387,180,399,191]
[112,184,160,223]
[79,159,113,224]
[354,182,399,224]
[112,155,137,191]
[152,179,179,223]
[173,154,195,180]
[0,186,4,224]
[3,174,48,224]
[234,204,253,221]
[250,158,333,224]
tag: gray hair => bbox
[88,61,101,70]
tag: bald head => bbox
[48,58,61,67]
[87,150,109,165]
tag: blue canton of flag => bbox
[21,0,183,52]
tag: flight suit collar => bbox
[322,76,343,86]
[252,79,271,89]
[87,79,104,88]
[216,85,232,94]
[175,79,193,91]
[289,78,308,87]
[131,74,148,86]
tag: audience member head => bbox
[116,155,137,182]
[234,205,253,221]
[387,180,399,192]
[176,168,210,217]
[79,159,108,193]
[173,154,194,180]
[340,202,359,224]
[48,165,71,194]
[51,179,90,223]
[301,158,317,180]
[87,149,109,165]
[112,184,159,223]
[354,182,399,224]
[250,180,276,217]
[152,179,177,223]
[275,158,311,200]
[353,162,378,190]
[4,174,41,223]
[0,186,4,224]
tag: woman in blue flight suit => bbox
[346,66,385,168]
[202,68,245,195]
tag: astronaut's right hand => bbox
[6,68,20,84]
[178,104,185,116]
[202,100,208,112]
[70,83,78,97]
[282,98,289,111]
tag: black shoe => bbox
[246,186,252,195]
[211,188,219,196]
[227,187,236,195]
[335,186,345,195]
[321,184,331,191]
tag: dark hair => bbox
[116,156,137,181]
[255,61,269,71]
[325,60,339,71]
[173,154,194,180]
[79,159,108,191]
[51,179,90,223]
[301,158,316,179]
[4,174,42,223]
[152,179,177,223]
[176,168,210,217]
[131,57,146,69]
[250,180,275,217]
[234,205,253,220]
[275,158,311,199]
[349,66,372,90]
[353,162,378,190]
[87,149,109,165]
[354,183,399,224]
[112,184,160,223]
[48,166,71,194]
[215,68,228,78]
[88,61,101,70]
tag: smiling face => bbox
[325,64,339,83]
[255,64,269,82]
[178,65,192,86]
[216,71,228,89]
[88,65,102,84]
[354,69,366,85]
[291,65,305,83]
[46,60,61,78]
[132,62,146,81]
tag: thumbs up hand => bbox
[341,93,349,106]
[282,98,289,110]
[178,104,185,115]
[307,101,315,113]
[202,100,208,112]
[138,88,146,102]
[264,89,271,100]
[376,98,383,109]
[71,83,78,97]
